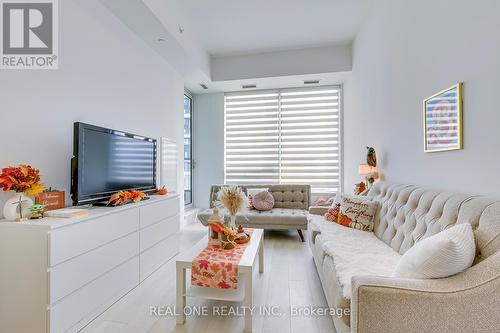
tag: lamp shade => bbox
[359,164,375,176]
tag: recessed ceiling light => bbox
[157,37,166,43]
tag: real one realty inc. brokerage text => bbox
[150,305,350,318]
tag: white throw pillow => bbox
[329,192,340,208]
[393,223,476,279]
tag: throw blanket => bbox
[309,215,400,298]
[191,229,253,289]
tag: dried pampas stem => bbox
[215,186,247,217]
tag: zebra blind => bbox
[225,86,341,193]
[159,137,178,193]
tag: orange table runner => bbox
[191,229,253,289]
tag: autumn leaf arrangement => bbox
[0,164,45,196]
[107,190,146,206]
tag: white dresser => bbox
[0,194,181,333]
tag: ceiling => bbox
[177,0,373,57]
[103,0,373,93]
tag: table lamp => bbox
[358,164,378,188]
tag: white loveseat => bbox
[198,184,311,241]
[307,182,500,333]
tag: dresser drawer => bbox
[140,233,179,281]
[49,232,139,304]
[49,209,139,266]
[140,197,180,228]
[48,256,139,333]
[140,214,180,252]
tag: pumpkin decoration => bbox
[336,212,352,227]
[234,225,251,244]
[156,187,168,195]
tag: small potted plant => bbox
[0,164,45,221]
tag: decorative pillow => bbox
[393,223,476,279]
[324,193,341,222]
[252,191,275,211]
[246,188,268,209]
[337,194,377,231]
[324,205,340,222]
[314,196,336,207]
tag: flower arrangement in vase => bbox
[0,164,45,221]
[214,185,248,230]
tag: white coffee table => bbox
[176,228,264,332]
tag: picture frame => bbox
[423,83,463,152]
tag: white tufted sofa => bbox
[198,184,311,241]
[308,181,500,333]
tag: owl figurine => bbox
[366,147,377,168]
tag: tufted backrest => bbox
[368,182,500,260]
[209,184,311,210]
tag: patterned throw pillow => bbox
[324,204,340,222]
[337,194,378,231]
[252,191,275,211]
[324,193,341,222]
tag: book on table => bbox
[44,208,90,218]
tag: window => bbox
[224,86,341,193]
[183,93,193,205]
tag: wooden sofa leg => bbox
[297,229,305,242]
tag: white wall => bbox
[100,0,212,93]
[0,0,185,215]
[189,0,500,204]
[344,0,500,197]
[212,44,352,81]
[193,93,225,209]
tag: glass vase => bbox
[229,215,237,230]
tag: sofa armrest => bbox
[350,252,500,333]
[308,206,329,216]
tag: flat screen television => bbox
[71,122,157,206]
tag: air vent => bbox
[304,80,320,85]
[242,84,257,89]
[200,83,208,90]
